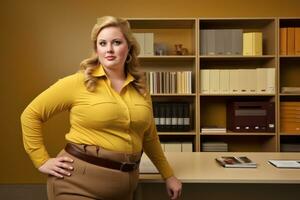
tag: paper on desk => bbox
[139,154,159,173]
[268,160,300,168]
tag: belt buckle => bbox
[120,162,137,172]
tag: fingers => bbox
[169,189,180,200]
[57,161,74,171]
[38,157,74,178]
[54,166,72,176]
[57,156,74,163]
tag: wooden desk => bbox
[136,152,300,200]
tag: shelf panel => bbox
[280,55,300,59]
[280,93,300,96]
[280,133,300,136]
[201,132,276,136]
[151,93,196,97]
[199,55,275,60]
[200,93,275,96]
[158,132,196,136]
[139,55,196,62]
[199,18,275,29]
[127,18,196,29]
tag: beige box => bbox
[253,32,263,55]
[229,69,239,93]
[266,68,275,94]
[256,68,268,93]
[209,69,220,94]
[182,142,193,152]
[200,69,210,94]
[219,70,230,94]
[133,33,145,56]
[144,33,154,56]
[164,143,182,152]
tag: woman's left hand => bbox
[165,176,182,200]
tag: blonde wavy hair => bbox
[80,16,146,95]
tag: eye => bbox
[113,40,122,46]
[98,41,106,47]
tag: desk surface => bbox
[140,152,300,183]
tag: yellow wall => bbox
[1,0,300,183]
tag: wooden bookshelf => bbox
[127,18,199,151]
[278,18,300,152]
[127,17,300,153]
[199,18,277,152]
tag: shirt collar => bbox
[92,65,135,85]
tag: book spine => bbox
[144,33,154,56]
[207,30,216,55]
[280,28,287,55]
[287,27,295,55]
[295,27,300,55]
[253,32,263,55]
[201,69,210,94]
[133,33,145,56]
[200,30,207,55]
[215,29,225,55]
[243,32,253,56]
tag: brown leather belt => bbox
[65,143,140,172]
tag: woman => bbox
[21,16,182,200]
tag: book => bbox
[268,160,300,168]
[281,87,300,94]
[280,27,287,55]
[216,156,257,168]
[287,27,295,55]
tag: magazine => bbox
[216,156,257,168]
[268,160,300,168]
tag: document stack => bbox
[200,68,275,94]
[201,127,227,134]
[202,141,228,152]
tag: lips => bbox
[105,56,116,61]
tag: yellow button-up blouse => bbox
[21,65,173,179]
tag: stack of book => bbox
[280,102,300,133]
[281,87,300,94]
[202,142,228,152]
[243,32,263,56]
[280,27,300,55]
[200,29,243,55]
[153,102,191,132]
[216,156,257,168]
[147,71,192,94]
[200,68,275,94]
[201,127,227,134]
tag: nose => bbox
[106,43,114,53]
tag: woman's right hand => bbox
[38,157,74,178]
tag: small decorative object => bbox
[174,44,189,55]
[154,43,168,55]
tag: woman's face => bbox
[96,26,129,70]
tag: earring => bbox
[126,54,132,63]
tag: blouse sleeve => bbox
[20,73,80,168]
[142,94,174,179]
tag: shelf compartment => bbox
[128,18,196,55]
[201,132,275,136]
[200,134,276,152]
[199,18,276,55]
